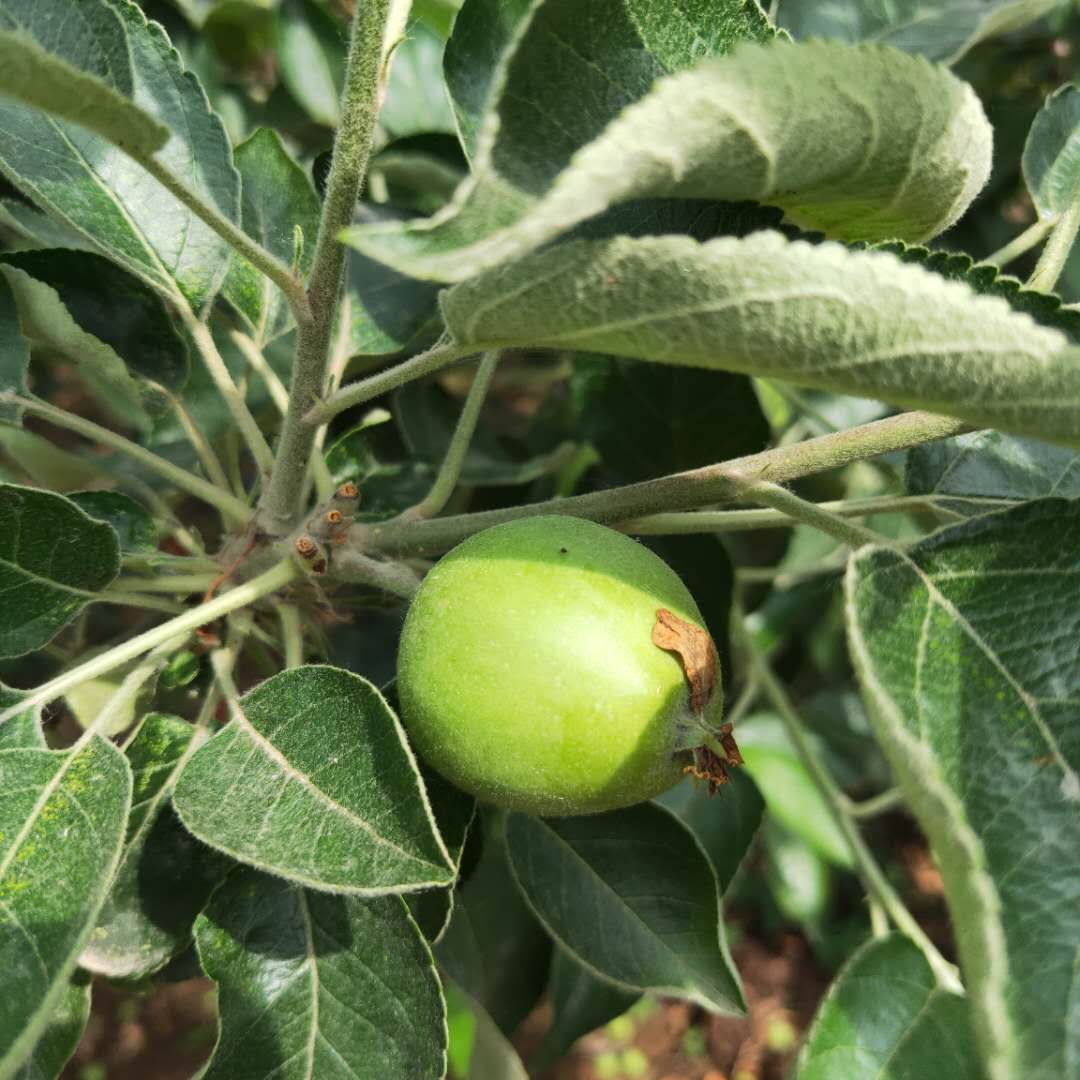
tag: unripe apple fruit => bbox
[397,516,724,815]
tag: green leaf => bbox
[0,684,43,750]
[224,128,321,345]
[276,0,344,127]
[0,271,28,424]
[0,20,168,154]
[0,484,120,658]
[532,949,638,1071]
[68,491,158,553]
[505,803,744,1014]
[82,713,227,979]
[173,665,456,894]
[458,988,530,1080]
[14,976,91,1080]
[0,0,240,309]
[0,737,132,1076]
[0,426,108,491]
[778,0,1060,64]
[796,934,980,1080]
[442,231,1080,448]
[346,38,991,281]
[846,499,1080,1079]
[762,817,832,926]
[907,430,1080,502]
[196,868,447,1080]
[1023,83,1080,218]
[437,813,552,1035]
[381,21,456,139]
[656,769,765,894]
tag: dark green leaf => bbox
[0,484,120,658]
[14,976,91,1080]
[276,0,344,127]
[0,271,28,424]
[67,491,158,553]
[796,935,980,1080]
[196,868,447,1080]
[173,665,456,894]
[0,738,131,1076]
[1023,82,1080,217]
[224,128,321,345]
[847,499,1080,1078]
[82,713,227,978]
[505,804,744,1013]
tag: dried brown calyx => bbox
[652,608,743,794]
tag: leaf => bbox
[1023,83,1080,218]
[173,665,455,894]
[0,483,120,658]
[0,22,168,154]
[762,817,832,925]
[224,128,321,345]
[459,988,530,1080]
[505,803,744,1014]
[0,737,132,1077]
[0,270,28,424]
[345,38,991,281]
[846,499,1080,1079]
[795,934,981,1080]
[276,0,344,127]
[14,976,91,1080]
[0,0,240,309]
[68,491,158,553]
[531,948,638,1071]
[0,426,108,491]
[656,768,765,894]
[196,868,447,1080]
[907,430,1080,502]
[0,684,43,751]
[381,21,456,139]
[777,0,1059,64]
[442,231,1080,448]
[0,249,190,420]
[82,714,227,979]
[437,813,552,1034]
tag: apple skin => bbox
[396,516,721,816]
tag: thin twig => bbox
[985,217,1055,268]
[1028,200,1080,292]
[278,604,305,668]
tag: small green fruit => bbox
[397,516,722,815]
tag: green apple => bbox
[397,516,723,815]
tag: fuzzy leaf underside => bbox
[346,38,991,282]
[442,231,1080,448]
[1023,82,1080,217]
[846,500,1080,1080]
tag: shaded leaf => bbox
[276,0,344,127]
[762,817,832,926]
[505,803,744,1013]
[0,426,110,491]
[1023,82,1080,217]
[346,38,990,281]
[68,491,157,553]
[173,665,455,894]
[0,683,42,750]
[381,21,456,139]
[796,934,980,1080]
[0,484,120,658]
[224,128,320,345]
[460,988,530,1080]
[82,714,227,979]
[196,868,446,1080]
[0,270,28,423]
[846,499,1080,1079]
[14,976,91,1080]
[0,738,132,1076]
[442,232,1080,448]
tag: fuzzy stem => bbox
[985,217,1055,268]
[329,548,421,599]
[361,411,970,557]
[403,350,501,520]
[0,396,251,524]
[0,560,297,727]
[744,481,887,547]
[260,0,393,534]
[111,573,223,595]
[278,604,305,668]
[159,386,232,494]
[304,338,470,425]
[846,787,905,819]
[1028,200,1080,292]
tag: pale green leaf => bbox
[224,128,321,345]
[505,804,745,1014]
[0,484,120,658]
[461,989,530,1080]
[0,684,43,751]
[82,714,226,979]
[0,0,240,309]
[276,0,344,127]
[196,869,447,1080]
[172,665,456,894]
[762,818,833,925]
[846,499,1080,1079]
[0,271,28,424]
[778,0,1060,64]
[442,231,1080,448]
[1023,83,1080,218]
[14,976,91,1080]
[0,426,106,492]
[796,934,980,1080]
[0,738,132,1076]
[381,21,456,139]
[345,38,990,281]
